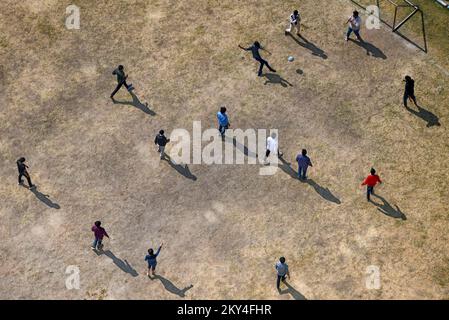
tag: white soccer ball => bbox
[288,56,294,62]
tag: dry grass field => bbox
[0,0,448,299]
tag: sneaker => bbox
[345,36,348,41]
[90,246,96,250]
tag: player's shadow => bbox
[348,39,387,59]
[102,250,139,277]
[263,73,293,88]
[230,136,258,158]
[405,104,441,127]
[150,275,193,297]
[113,92,156,116]
[165,156,197,181]
[288,33,328,59]
[278,281,307,300]
[370,194,407,220]
[29,187,60,209]
[279,157,340,204]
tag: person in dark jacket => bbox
[239,41,276,77]
[110,65,132,100]
[17,157,34,188]
[91,221,110,250]
[403,75,418,108]
[154,130,170,159]
[145,243,163,276]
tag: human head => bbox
[148,248,154,255]
[118,65,124,70]
[220,106,227,114]
[19,157,25,163]
[279,256,286,264]
[302,149,307,156]
[370,168,376,175]
[294,10,298,15]
[159,129,164,135]
[405,75,412,82]
[353,11,359,17]
[270,132,277,139]
[254,41,261,48]
[94,221,101,227]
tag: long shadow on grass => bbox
[287,33,327,59]
[164,156,197,181]
[149,275,193,298]
[263,73,293,88]
[112,91,156,116]
[102,250,139,277]
[228,136,258,159]
[348,39,387,59]
[279,157,341,204]
[278,281,307,300]
[370,194,407,220]
[30,187,60,209]
[405,104,440,127]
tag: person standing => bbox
[296,149,313,180]
[91,221,110,250]
[276,257,290,290]
[239,42,277,77]
[345,11,362,41]
[217,107,230,139]
[264,132,283,164]
[285,10,301,36]
[17,157,35,189]
[361,168,382,202]
[145,243,163,276]
[403,75,418,108]
[110,65,132,100]
[154,130,170,159]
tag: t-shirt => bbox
[348,16,361,30]
[290,12,300,24]
[362,174,382,187]
[296,154,311,168]
[266,136,278,153]
[276,261,288,276]
[17,160,26,173]
[245,45,262,60]
[91,225,109,240]
[155,134,168,146]
[145,247,161,266]
[112,68,126,83]
[217,112,229,126]
[405,79,415,95]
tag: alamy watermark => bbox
[365,265,381,290]
[65,265,80,290]
[65,5,80,30]
[365,5,381,30]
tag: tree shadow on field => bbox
[348,39,387,59]
[30,187,60,209]
[405,104,441,127]
[263,73,293,88]
[278,281,307,300]
[164,156,197,181]
[150,275,193,297]
[103,250,139,277]
[279,157,341,204]
[288,33,328,59]
[229,136,258,158]
[113,91,156,116]
[370,194,407,220]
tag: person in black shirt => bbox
[154,130,170,159]
[110,65,132,100]
[239,41,276,77]
[403,75,418,108]
[17,157,34,188]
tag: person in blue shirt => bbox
[239,41,276,77]
[145,243,163,277]
[217,107,230,139]
[296,149,313,180]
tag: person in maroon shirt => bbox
[91,221,110,250]
[361,168,382,202]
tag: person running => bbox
[110,65,132,100]
[17,157,35,189]
[264,132,283,164]
[239,41,276,77]
[145,243,163,276]
[296,149,313,180]
[285,9,301,36]
[361,168,382,202]
[345,11,362,41]
[403,75,418,108]
[217,107,230,139]
[276,256,290,290]
[91,221,110,250]
[154,130,170,159]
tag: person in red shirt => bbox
[361,168,382,202]
[91,221,110,251]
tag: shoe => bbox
[29,185,36,189]
[345,36,348,41]
[18,181,23,185]
[90,246,96,250]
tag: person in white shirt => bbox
[345,11,362,41]
[285,10,301,36]
[264,132,283,164]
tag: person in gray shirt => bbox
[276,256,290,290]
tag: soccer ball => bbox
[288,56,294,62]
